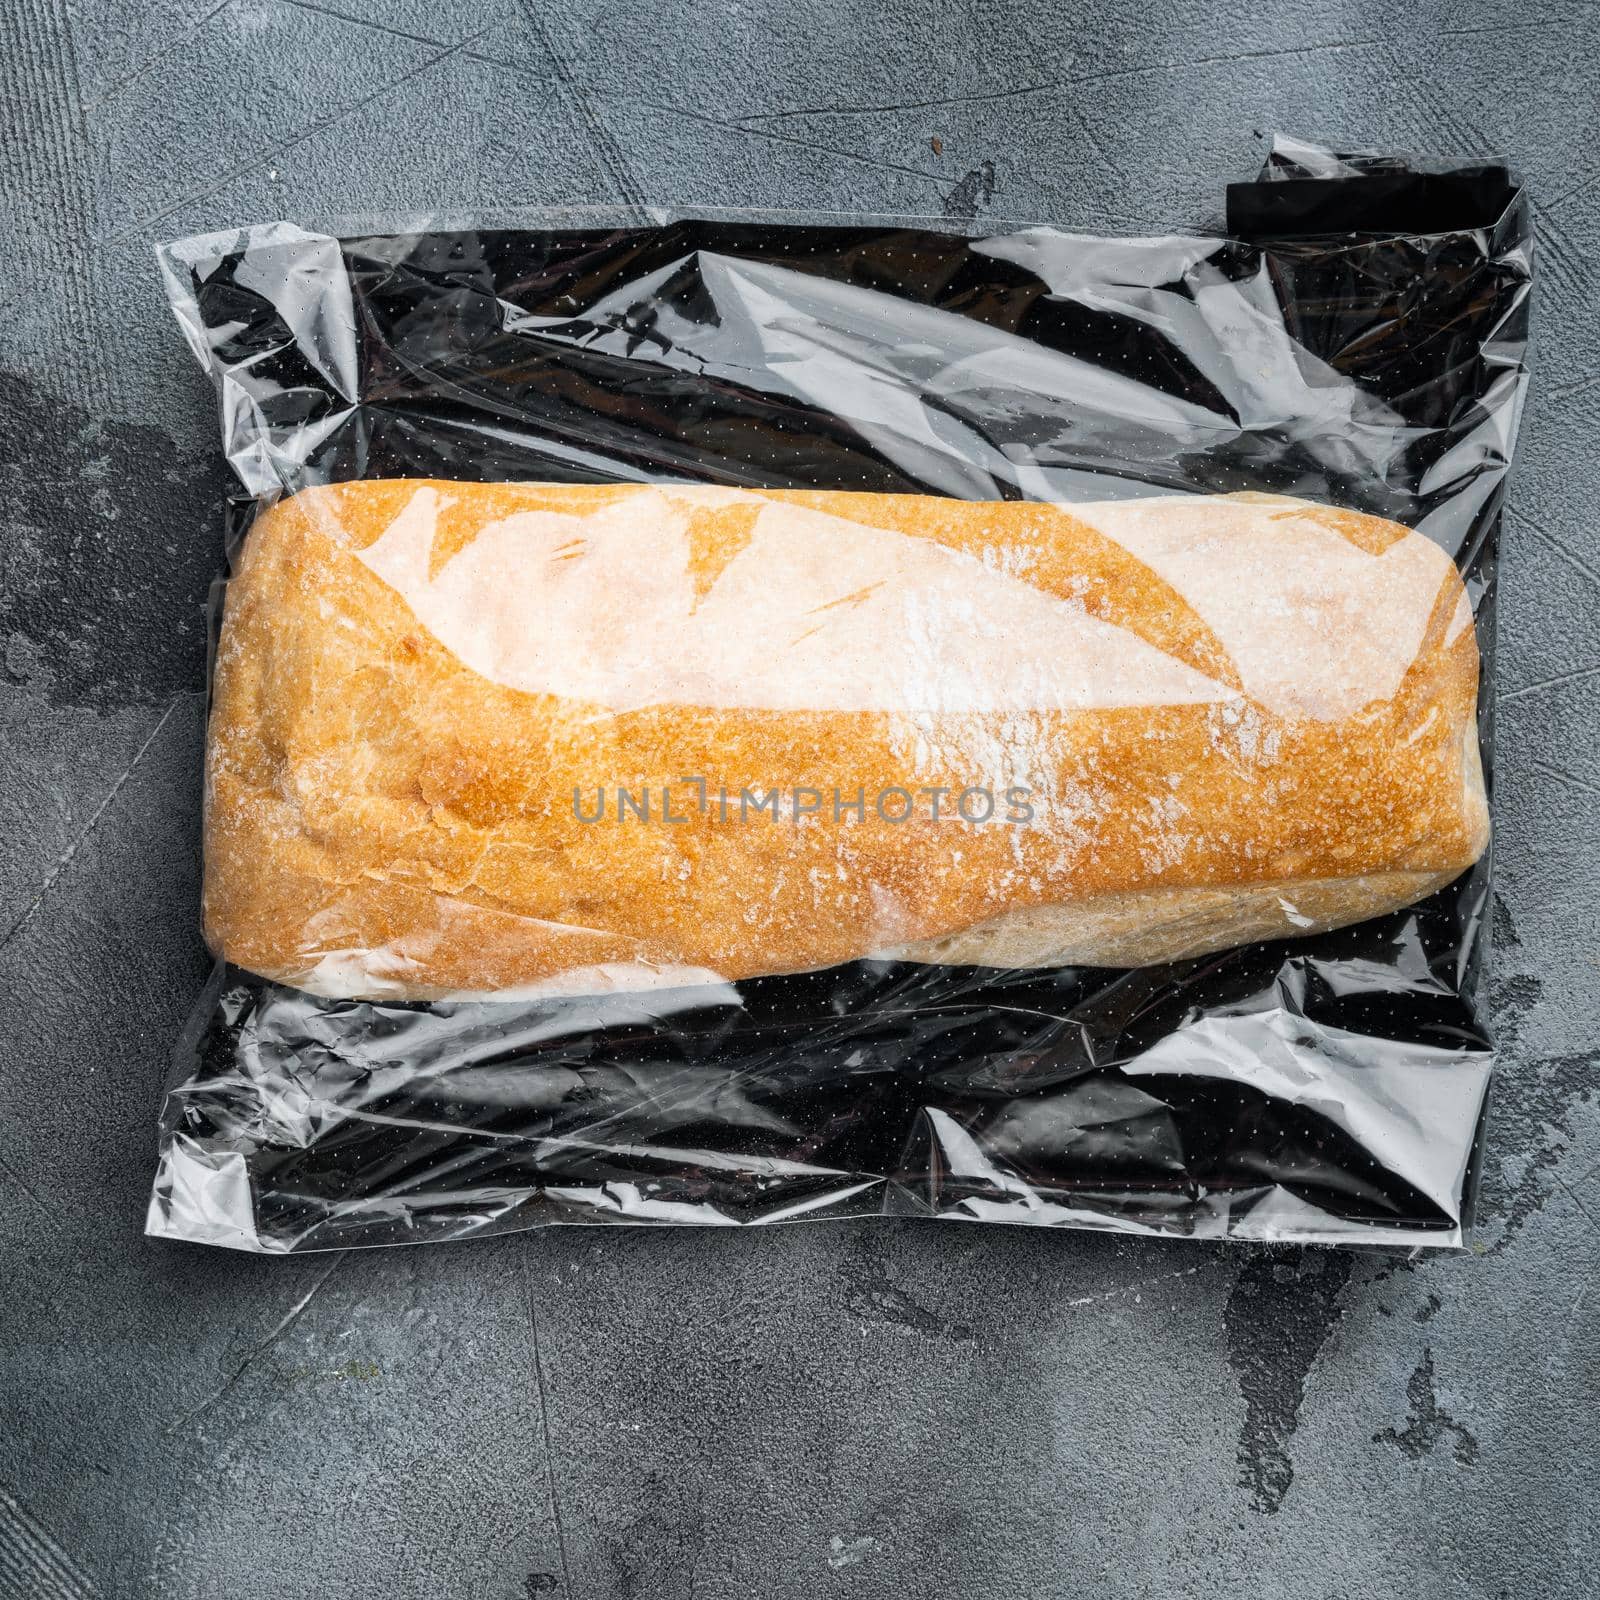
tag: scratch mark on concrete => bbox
[1499,661,1600,703]
[269,0,559,84]
[275,0,451,48]
[0,695,181,955]
[520,1246,575,1600]
[1539,366,1600,406]
[1554,1174,1600,1235]
[1373,1349,1480,1465]
[516,0,643,211]
[0,1147,53,1222]
[1526,757,1600,802]
[738,77,1076,124]
[1067,105,1128,184]
[1567,1151,1600,1192]
[102,26,498,244]
[80,0,237,111]
[1540,167,1600,215]
[749,34,1385,121]
[1510,506,1600,593]
[1529,214,1586,303]
[639,100,947,187]
[163,1252,347,1435]
[1068,36,1381,89]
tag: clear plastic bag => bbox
[147,139,1531,1253]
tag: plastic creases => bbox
[148,139,1531,1254]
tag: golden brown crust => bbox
[203,480,1487,996]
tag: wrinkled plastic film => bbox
[148,139,1530,1253]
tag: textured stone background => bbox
[3,2,1599,1596]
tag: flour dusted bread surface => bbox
[203,480,1488,998]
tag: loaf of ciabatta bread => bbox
[203,480,1487,998]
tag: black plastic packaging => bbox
[149,139,1531,1253]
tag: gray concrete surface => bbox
[3,2,1599,1596]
